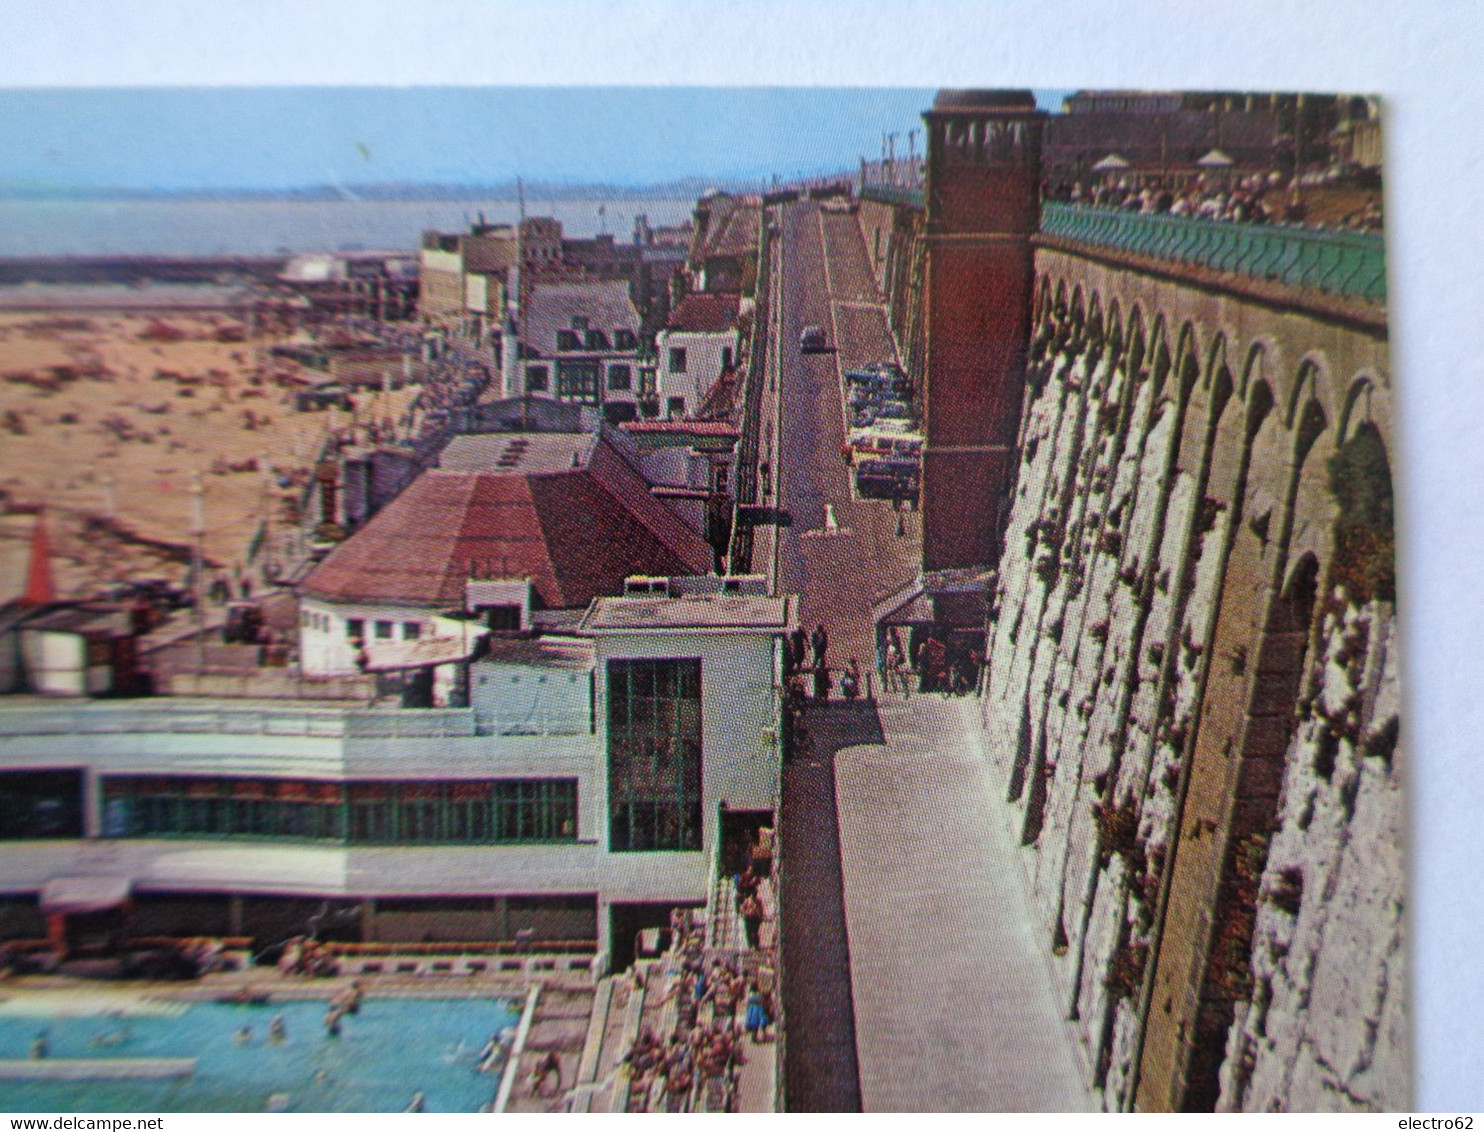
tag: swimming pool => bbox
[0,995,522,1113]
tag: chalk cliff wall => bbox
[972,248,1403,1111]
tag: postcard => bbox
[0,84,1401,1114]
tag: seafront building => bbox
[0,575,793,970]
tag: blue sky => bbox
[0,87,1070,193]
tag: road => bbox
[770,199,1094,1112]
[772,198,918,1112]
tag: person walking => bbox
[841,657,861,701]
[884,638,904,695]
[810,623,829,669]
[788,626,808,676]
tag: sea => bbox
[0,197,696,258]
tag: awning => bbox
[40,876,131,916]
[872,578,934,628]
[1196,147,1236,167]
[1091,152,1131,171]
[362,631,486,673]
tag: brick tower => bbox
[919,90,1045,571]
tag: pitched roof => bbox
[302,434,711,610]
[521,279,640,357]
[666,292,741,334]
[705,200,761,261]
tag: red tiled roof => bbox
[666,292,741,334]
[302,436,711,609]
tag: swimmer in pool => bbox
[30,1031,48,1059]
[90,1024,130,1047]
[268,1013,287,1044]
[323,1006,343,1038]
[404,1090,425,1113]
[235,1026,253,1045]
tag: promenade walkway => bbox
[833,693,1096,1111]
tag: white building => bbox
[655,292,742,418]
[0,576,794,970]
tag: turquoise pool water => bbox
[0,996,521,1113]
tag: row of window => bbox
[524,363,634,398]
[99,777,578,845]
[300,612,426,643]
[555,328,637,352]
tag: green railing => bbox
[1039,201,1387,303]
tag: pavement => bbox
[834,693,1097,1112]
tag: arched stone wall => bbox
[981,247,1402,1112]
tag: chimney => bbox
[21,508,57,606]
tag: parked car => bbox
[855,457,920,502]
[800,325,829,354]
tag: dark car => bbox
[856,457,920,502]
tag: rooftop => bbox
[438,431,599,474]
[477,633,595,671]
[521,279,641,356]
[665,292,742,334]
[583,592,793,633]
[302,434,711,610]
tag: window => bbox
[585,329,610,351]
[403,622,422,640]
[556,330,581,352]
[606,658,702,852]
[668,346,688,374]
[608,364,632,392]
[375,620,394,640]
[557,360,602,405]
[484,604,522,631]
[615,329,637,350]
[346,619,365,641]
[526,365,549,392]
[0,770,83,839]
[668,397,686,418]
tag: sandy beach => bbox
[0,311,419,600]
